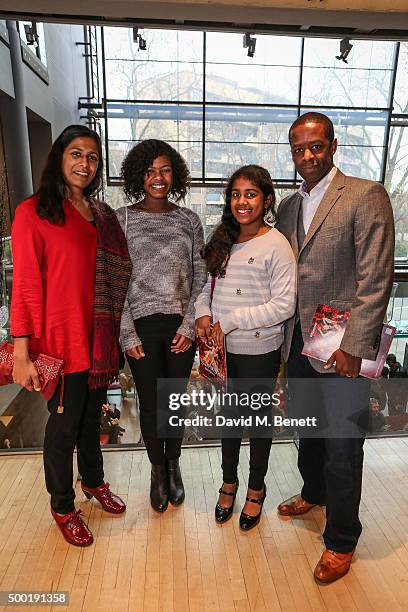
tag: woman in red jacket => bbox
[11,125,132,547]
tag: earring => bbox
[263,208,275,226]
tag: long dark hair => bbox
[36,124,103,224]
[121,139,190,204]
[202,165,277,278]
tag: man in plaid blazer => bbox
[276,112,395,583]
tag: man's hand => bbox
[126,345,145,360]
[171,333,192,354]
[325,349,362,378]
[195,315,212,343]
[212,320,225,349]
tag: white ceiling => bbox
[0,0,407,37]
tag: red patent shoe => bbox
[51,508,93,547]
[81,481,126,514]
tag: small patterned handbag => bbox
[0,341,65,411]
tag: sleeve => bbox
[176,213,208,340]
[340,184,395,360]
[119,295,142,350]
[115,207,142,351]
[218,240,297,334]
[10,204,45,339]
[194,274,212,320]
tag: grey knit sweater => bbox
[116,205,206,350]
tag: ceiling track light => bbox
[243,32,256,58]
[132,27,147,52]
[336,38,353,64]
[24,22,39,46]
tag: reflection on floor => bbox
[0,438,408,611]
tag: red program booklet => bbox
[197,326,227,385]
[302,304,396,379]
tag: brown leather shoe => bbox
[314,549,354,584]
[277,494,317,516]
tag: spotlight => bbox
[336,38,353,64]
[24,22,39,46]
[132,27,147,51]
[247,38,256,58]
[243,32,256,58]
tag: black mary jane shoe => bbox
[150,463,169,513]
[239,484,267,531]
[167,458,185,506]
[215,479,239,524]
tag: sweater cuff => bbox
[176,321,195,341]
[194,304,212,320]
[120,331,142,352]
[218,313,238,335]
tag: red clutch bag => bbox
[0,340,65,411]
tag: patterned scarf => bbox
[88,200,132,389]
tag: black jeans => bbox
[221,349,281,490]
[127,314,196,464]
[44,371,106,514]
[287,323,370,553]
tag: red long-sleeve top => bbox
[10,195,96,373]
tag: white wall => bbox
[21,23,87,136]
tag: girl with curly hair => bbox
[116,139,206,512]
[195,165,296,530]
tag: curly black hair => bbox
[121,139,190,203]
[36,124,103,225]
[202,165,277,278]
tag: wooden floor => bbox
[0,438,408,611]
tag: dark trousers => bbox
[127,314,196,464]
[44,371,106,514]
[221,349,281,490]
[287,323,370,553]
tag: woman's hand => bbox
[126,345,145,360]
[212,321,225,349]
[171,333,192,354]
[13,356,41,392]
[13,337,41,392]
[195,316,212,343]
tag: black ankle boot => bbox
[166,458,185,505]
[150,464,169,512]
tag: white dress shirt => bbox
[298,166,338,234]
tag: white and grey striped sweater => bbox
[116,206,207,350]
[195,229,297,355]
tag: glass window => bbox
[106,101,203,180]
[101,29,403,218]
[205,105,297,179]
[386,126,408,258]
[302,39,396,108]
[205,33,301,105]
[394,42,408,114]
[18,21,47,66]
[104,28,203,101]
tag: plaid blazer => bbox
[276,169,395,373]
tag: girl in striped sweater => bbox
[195,165,296,530]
